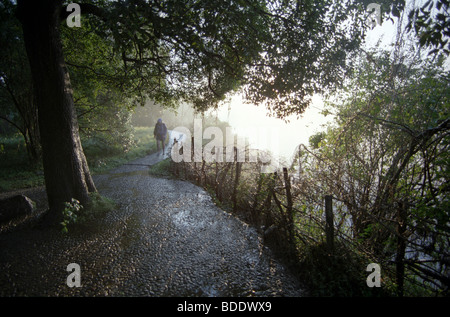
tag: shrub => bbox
[297,242,393,296]
[60,198,82,233]
[60,193,116,233]
[148,158,172,177]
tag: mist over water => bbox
[137,13,396,168]
[134,97,332,168]
[208,17,404,167]
[213,94,332,166]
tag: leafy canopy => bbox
[59,0,407,118]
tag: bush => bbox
[60,198,82,233]
[297,242,393,296]
[148,158,172,177]
[60,192,116,233]
[0,127,157,191]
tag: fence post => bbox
[232,147,242,212]
[215,159,219,198]
[200,159,206,186]
[191,136,195,161]
[298,146,302,180]
[172,138,179,176]
[283,168,293,214]
[325,195,334,253]
[283,167,295,248]
[191,136,196,182]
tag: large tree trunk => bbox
[17,0,96,221]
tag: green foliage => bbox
[407,0,450,55]
[0,0,40,163]
[60,193,116,233]
[298,242,393,296]
[303,42,450,294]
[60,198,83,233]
[85,126,156,173]
[0,134,44,191]
[0,127,156,191]
[56,0,404,117]
[148,158,172,177]
[83,192,116,220]
[309,132,326,149]
[62,18,138,153]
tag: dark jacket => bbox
[154,120,167,140]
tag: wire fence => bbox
[167,138,449,296]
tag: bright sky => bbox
[213,94,330,163]
[212,16,400,165]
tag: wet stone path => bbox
[0,143,303,296]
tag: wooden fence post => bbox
[200,159,206,186]
[215,159,219,198]
[232,147,242,212]
[325,195,334,253]
[298,146,302,180]
[191,136,196,182]
[283,167,295,247]
[173,138,179,176]
[283,168,293,215]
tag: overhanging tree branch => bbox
[60,2,108,22]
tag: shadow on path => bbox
[0,132,304,297]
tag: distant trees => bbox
[0,1,139,164]
[0,1,40,163]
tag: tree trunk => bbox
[17,0,96,221]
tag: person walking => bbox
[153,118,167,155]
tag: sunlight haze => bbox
[213,13,401,165]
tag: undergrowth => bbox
[148,158,172,177]
[0,127,156,192]
[61,192,116,233]
[295,242,395,296]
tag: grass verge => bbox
[148,158,172,177]
[0,127,157,192]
